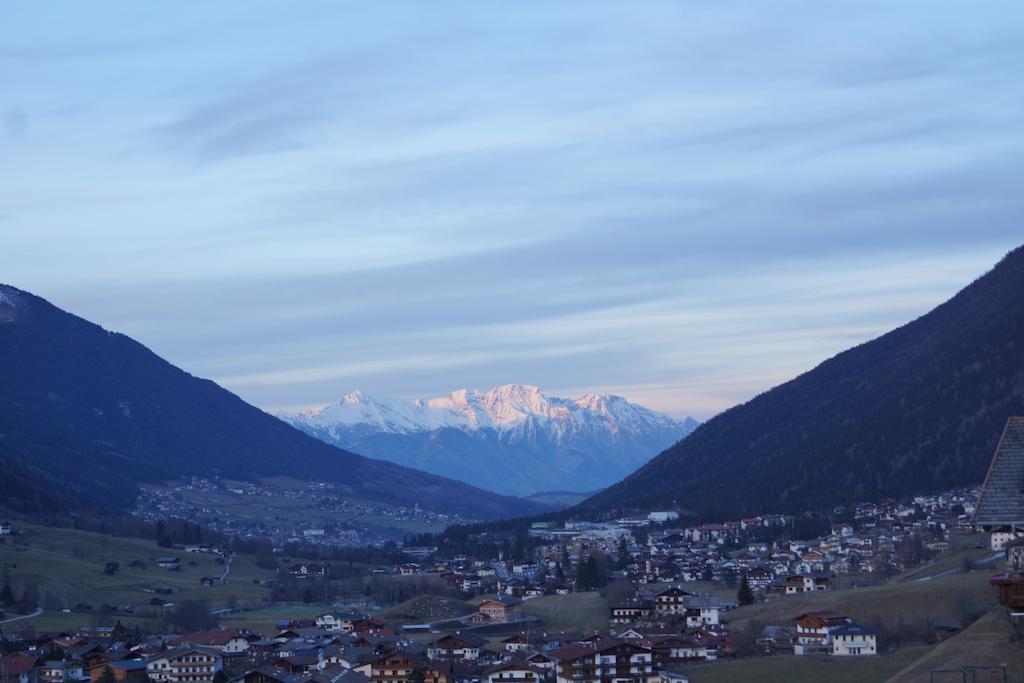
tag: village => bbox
[132,479,468,549]
[5,476,1018,683]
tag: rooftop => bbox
[974,417,1024,529]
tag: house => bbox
[482,663,543,683]
[653,587,691,615]
[1,655,39,683]
[609,602,652,625]
[500,635,534,654]
[830,624,878,656]
[476,596,523,623]
[39,661,86,683]
[550,639,654,683]
[288,563,329,579]
[103,661,149,682]
[146,647,223,683]
[315,613,362,633]
[157,557,181,571]
[755,626,795,655]
[425,633,487,661]
[793,612,851,655]
[364,653,447,683]
[0,522,11,536]
[681,596,720,627]
[171,629,251,656]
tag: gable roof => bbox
[0,654,39,675]
[974,417,1024,528]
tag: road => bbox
[0,606,42,624]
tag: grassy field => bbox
[722,566,999,641]
[518,591,610,634]
[686,647,933,683]
[884,607,1024,683]
[0,521,275,630]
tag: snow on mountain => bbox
[282,384,699,496]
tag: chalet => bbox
[425,633,487,661]
[1,655,39,683]
[103,661,149,682]
[793,612,851,655]
[609,602,652,625]
[652,587,691,616]
[500,635,534,654]
[146,647,223,683]
[157,557,181,571]
[974,417,1024,611]
[549,639,654,683]
[170,629,251,656]
[830,623,878,656]
[476,596,523,623]
[783,574,830,594]
[645,635,714,665]
[681,596,720,627]
[364,653,447,683]
[482,663,543,683]
[0,522,11,536]
[524,653,555,672]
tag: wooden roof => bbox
[974,417,1024,529]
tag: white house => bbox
[831,624,878,656]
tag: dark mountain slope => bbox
[574,245,1024,519]
[0,285,542,519]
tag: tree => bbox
[737,574,754,606]
[97,667,116,683]
[616,536,630,570]
[0,584,13,606]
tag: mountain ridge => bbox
[282,385,698,495]
[0,284,546,520]
[570,244,1024,519]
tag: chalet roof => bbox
[427,632,487,648]
[974,417,1024,528]
[171,628,241,647]
[832,623,878,637]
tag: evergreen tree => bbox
[737,574,754,606]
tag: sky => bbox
[2,1,1023,420]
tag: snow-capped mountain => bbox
[281,384,699,496]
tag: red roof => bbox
[0,654,38,675]
[171,628,240,647]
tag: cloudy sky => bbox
[3,2,1022,419]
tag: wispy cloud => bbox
[3,0,1023,419]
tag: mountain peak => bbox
[282,385,700,495]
